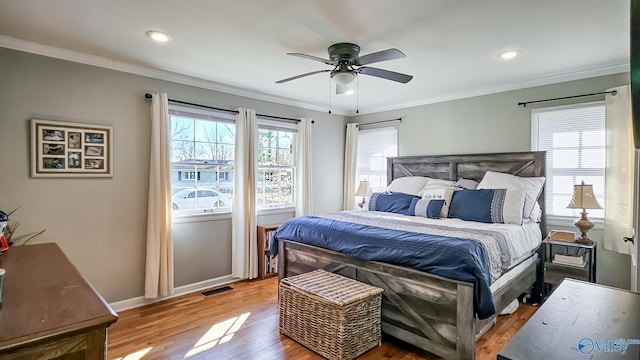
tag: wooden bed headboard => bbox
[387,151,547,232]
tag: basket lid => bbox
[282,269,383,306]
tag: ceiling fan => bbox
[276,43,413,94]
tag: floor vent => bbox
[201,286,233,297]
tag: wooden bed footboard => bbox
[278,240,538,360]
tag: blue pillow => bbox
[408,198,445,219]
[448,188,526,224]
[368,192,418,214]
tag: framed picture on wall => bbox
[31,119,113,177]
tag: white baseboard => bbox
[109,274,238,312]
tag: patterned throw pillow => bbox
[448,188,526,225]
[420,187,455,218]
[408,198,446,219]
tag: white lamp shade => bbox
[567,182,602,209]
[332,71,356,85]
[355,180,370,197]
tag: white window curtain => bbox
[145,92,174,298]
[232,108,259,279]
[343,123,359,210]
[604,85,634,254]
[295,117,313,216]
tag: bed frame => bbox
[278,151,546,360]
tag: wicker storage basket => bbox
[279,269,383,360]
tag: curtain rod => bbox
[517,90,617,108]
[356,118,402,127]
[144,93,313,123]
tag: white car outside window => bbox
[172,188,231,210]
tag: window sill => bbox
[545,215,604,230]
[257,206,295,216]
[171,206,295,223]
[172,211,232,224]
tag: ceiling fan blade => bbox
[336,83,350,95]
[358,67,413,83]
[275,69,330,84]
[287,53,334,65]
[355,48,406,66]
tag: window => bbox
[257,119,297,208]
[169,105,235,215]
[356,126,398,191]
[531,102,605,219]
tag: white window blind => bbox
[531,102,605,219]
[357,126,398,191]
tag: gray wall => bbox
[0,47,347,302]
[353,73,632,289]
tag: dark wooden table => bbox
[0,243,118,359]
[498,278,640,359]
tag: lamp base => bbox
[575,237,594,245]
[574,210,595,244]
[358,196,366,209]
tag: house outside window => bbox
[169,105,235,215]
[531,101,605,219]
[356,126,398,191]
[257,119,297,209]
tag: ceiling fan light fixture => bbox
[146,30,172,43]
[331,71,356,85]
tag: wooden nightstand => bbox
[542,237,596,296]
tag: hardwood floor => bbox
[108,277,537,360]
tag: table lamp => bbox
[566,181,602,244]
[355,180,370,209]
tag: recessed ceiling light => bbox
[345,89,355,96]
[146,30,172,43]
[499,50,520,60]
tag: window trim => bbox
[169,104,236,218]
[356,125,399,192]
[256,120,297,209]
[531,101,605,220]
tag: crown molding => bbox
[354,62,629,115]
[0,35,348,116]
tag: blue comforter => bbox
[272,215,497,319]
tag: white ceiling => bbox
[0,0,631,115]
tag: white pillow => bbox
[529,201,542,223]
[454,178,479,190]
[422,187,455,218]
[418,178,456,196]
[477,171,545,218]
[387,176,430,196]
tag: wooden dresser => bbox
[499,278,640,359]
[0,243,118,359]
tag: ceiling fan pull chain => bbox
[356,76,360,114]
[328,77,332,114]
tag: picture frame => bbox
[31,119,113,177]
